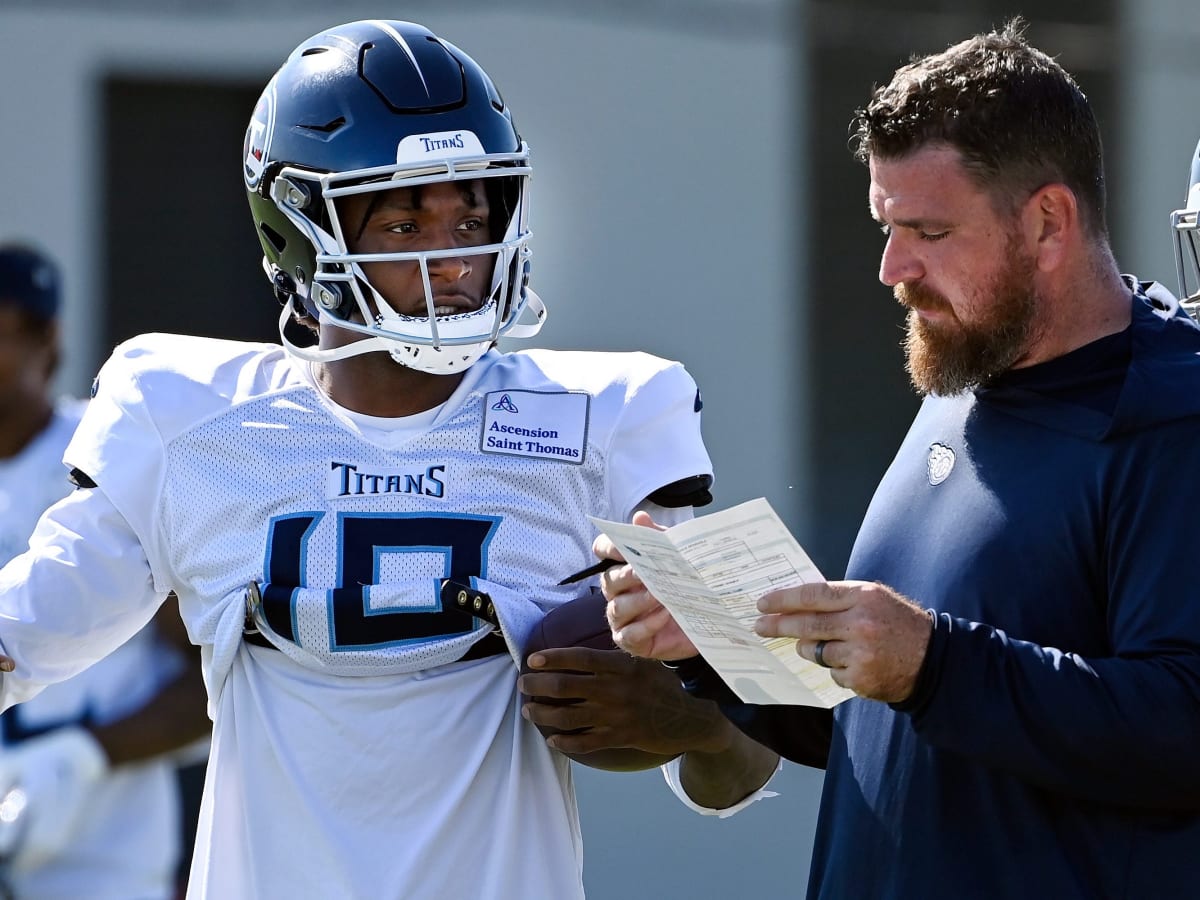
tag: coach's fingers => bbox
[591,532,627,564]
[629,510,665,530]
[612,604,696,660]
[592,509,664,565]
[604,580,661,630]
[610,609,666,657]
[757,582,860,615]
[600,561,646,602]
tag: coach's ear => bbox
[1023,181,1077,274]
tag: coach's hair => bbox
[849,18,1108,238]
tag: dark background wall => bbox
[102,78,274,347]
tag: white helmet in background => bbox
[1170,136,1200,319]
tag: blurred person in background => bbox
[0,242,209,900]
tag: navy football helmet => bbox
[243,20,544,373]
[1171,136,1200,319]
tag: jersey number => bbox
[260,512,499,650]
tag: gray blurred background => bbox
[1,0,1197,896]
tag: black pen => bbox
[557,557,622,586]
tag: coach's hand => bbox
[755,580,933,703]
[595,512,698,662]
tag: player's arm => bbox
[0,601,208,878]
[522,642,779,803]
[632,500,780,809]
[0,483,167,710]
[670,654,834,770]
[521,500,779,809]
[521,360,778,804]
[0,484,179,871]
[671,695,783,810]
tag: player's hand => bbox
[755,580,933,703]
[0,726,109,872]
[595,512,698,662]
[519,647,728,757]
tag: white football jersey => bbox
[0,335,712,900]
[0,400,183,900]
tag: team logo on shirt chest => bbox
[327,461,446,498]
[481,390,589,463]
[927,442,955,485]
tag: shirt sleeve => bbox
[0,487,166,710]
[607,362,712,522]
[64,343,171,586]
[896,610,1200,810]
[671,655,834,769]
[661,753,781,818]
[893,425,1200,811]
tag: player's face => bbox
[869,144,1039,395]
[0,305,54,415]
[338,179,496,321]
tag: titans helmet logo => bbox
[927,442,955,486]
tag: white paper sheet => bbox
[591,497,854,707]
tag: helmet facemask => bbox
[1172,138,1200,321]
[243,20,548,375]
[272,149,544,374]
[1172,187,1200,321]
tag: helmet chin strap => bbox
[276,290,547,370]
[277,300,389,364]
[502,288,547,337]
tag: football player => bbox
[0,243,209,900]
[0,22,777,899]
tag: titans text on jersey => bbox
[328,461,446,498]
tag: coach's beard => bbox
[901,241,1039,396]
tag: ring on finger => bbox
[813,639,831,669]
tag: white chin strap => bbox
[277,290,547,375]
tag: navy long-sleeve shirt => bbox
[682,281,1200,899]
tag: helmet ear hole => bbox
[484,177,518,244]
[259,223,287,255]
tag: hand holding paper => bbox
[591,498,855,708]
[596,512,703,662]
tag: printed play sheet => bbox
[591,498,855,707]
